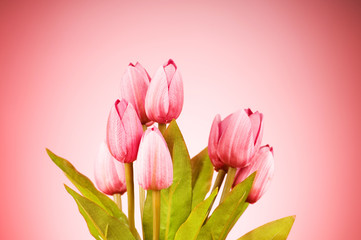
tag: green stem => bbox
[204,169,226,224]
[125,162,136,238]
[113,193,122,211]
[140,124,147,240]
[140,124,147,215]
[212,169,227,193]
[158,123,166,135]
[139,187,145,218]
[219,167,237,203]
[153,190,160,240]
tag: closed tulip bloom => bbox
[106,99,143,163]
[94,142,127,195]
[233,145,275,204]
[145,59,183,123]
[120,62,152,125]
[216,109,263,168]
[137,127,173,190]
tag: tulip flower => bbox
[214,108,263,169]
[106,99,143,237]
[106,99,143,163]
[211,109,263,203]
[145,59,184,124]
[94,142,127,196]
[233,145,275,204]
[137,126,173,190]
[136,126,173,240]
[120,62,152,125]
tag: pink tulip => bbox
[120,62,152,125]
[137,127,173,190]
[94,142,127,195]
[145,59,184,123]
[210,109,263,168]
[233,145,275,204]
[106,99,143,163]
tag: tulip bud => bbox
[145,59,184,123]
[214,108,263,168]
[233,145,274,204]
[137,127,173,190]
[94,142,127,195]
[120,62,152,125]
[106,99,143,163]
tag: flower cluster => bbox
[95,59,274,205]
[47,59,294,240]
[96,60,181,194]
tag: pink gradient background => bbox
[1,0,360,239]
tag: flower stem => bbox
[113,193,122,211]
[204,169,226,224]
[152,190,160,240]
[125,162,136,238]
[219,167,237,203]
[139,187,145,218]
[212,169,226,193]
[140,124,147,240]
[140,124,147,217]
[158,123,166,134]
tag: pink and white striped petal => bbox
[137,127,173,190]
[233,145,275,204]
[94,142,127,195]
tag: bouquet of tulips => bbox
[47,59,295,240]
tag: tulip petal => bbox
[208,114,225,170]
[220,113,233,133]
[106,103,127,162]
[121,102,144,163]
[94,142,127,195]
[249,111,264,150]
[217,110,255,168]
[167,70,184,122]
[115,99,128,118]
[120,62,151,124]
[163,59,176,85]
[145,66,170,123]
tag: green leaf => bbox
[174,189,218,240]
[142,190,153,240]
[65,185,135,240]
[76,197,102,240]
[237,216,296,240]
[197,173,255,240]
[191,147,214,209]
[161,120,193,240]
[46,149,127,224]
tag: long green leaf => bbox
[174,189,218,240]
[161,120,193,240]
[237,216,296,240]
[65,185,135,240]
[76,197,102,240]
[197,173,255,240]
[142,190,153,240]
[46,149,127,224]
[191,147,214,209]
